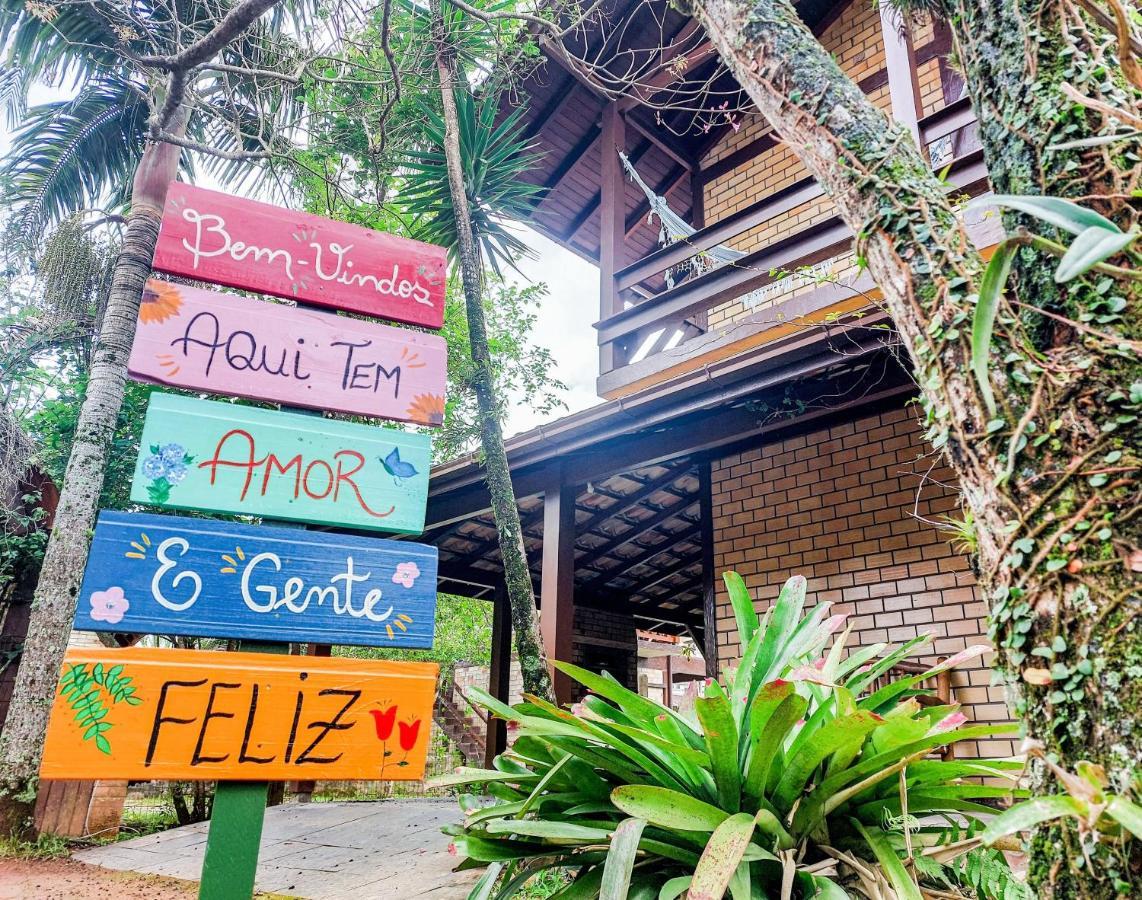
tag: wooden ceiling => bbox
[502,0,842,268]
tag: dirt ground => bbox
[0,857,201,898]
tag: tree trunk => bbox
[429,0,554,702]
[0,107,188,834]
[686,0,1139,893]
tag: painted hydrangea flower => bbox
[141,455,167,479]
[166,463,188,484]
[89,586,129,625]
[392,561,420,588]
[160,443,187,465]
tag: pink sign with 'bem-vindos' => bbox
[129,280,447,426]
[152,182,447,329]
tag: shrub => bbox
[437,573,1029,899]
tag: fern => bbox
[916,847,1031,900]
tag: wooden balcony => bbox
[595,98,994,399]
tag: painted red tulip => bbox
[398,718,421,751]
[370,706,397,740]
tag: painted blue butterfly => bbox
[380,447,419,485]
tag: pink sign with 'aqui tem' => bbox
[152,182,447,329]
[128,279,447,426]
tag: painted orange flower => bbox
[139,280,183,324]
[406,393,445,426]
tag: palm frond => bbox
[0,78,151,237]
[401,89,546,277]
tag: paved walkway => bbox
[74,799,481,900]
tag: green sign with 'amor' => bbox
[130,393,430,533]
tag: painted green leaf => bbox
[94,734,111,755]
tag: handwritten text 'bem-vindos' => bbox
[152,183,446,328]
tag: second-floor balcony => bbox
[501,0,999,399]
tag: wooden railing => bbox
[596,98,984,395]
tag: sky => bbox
[502,229,602,436]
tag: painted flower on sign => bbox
[139,280,183,324]
[370,706,398,741]
[392,561,420,588]
[405,393,445,426]
[141,442,195,504]
[398,718,422,752]
[89,587,129,625]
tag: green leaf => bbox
[723,572,757,646]
[972,240,1017,416]
[610,786,729,833]
[688,813,758,900]
[695,682,740,813]
[979,795,1085,846]
[743,693,807,804]
[94,734,111,755]
[852,820,922,900]
[1054,226,1137,282]
[657,876,692,900]
[985,195,1120,235]
[1106,796,1142,839]
[600,818,646,900]
[772,711,883,814]
[485,820,610,844]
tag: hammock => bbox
[618,151,843,309]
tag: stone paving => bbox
[74,799,481,899]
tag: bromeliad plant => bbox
[436,574,1027,899]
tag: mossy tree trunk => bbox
[429,0,553,702]
[686,0,1139,894]
[0,106,189,835]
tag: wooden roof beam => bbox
[563,135,653,241]
[575,500,700,572]
[575,462,693,537]
[580,523,701,590]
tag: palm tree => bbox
[0,0,317,243]
[0,0,324,834]
[408,0,555,700]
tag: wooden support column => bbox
[879,2,924,148]
[698,458,719,678]
[541,466,576,704]
[485,582,512,767]
[599,102,626,374]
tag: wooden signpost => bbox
[42,182,452,899]
[75,511,439,648]
[152,183,447,328]
[129,279,448,425]
[40,647,438,781]
[129,393,432,533]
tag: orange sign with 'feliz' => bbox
[40,647,437,782]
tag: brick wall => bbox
[710,402,1015,758]
[574,605,638,693]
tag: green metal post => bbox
[196,637,290,898]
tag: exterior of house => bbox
[422,0,1013,765]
